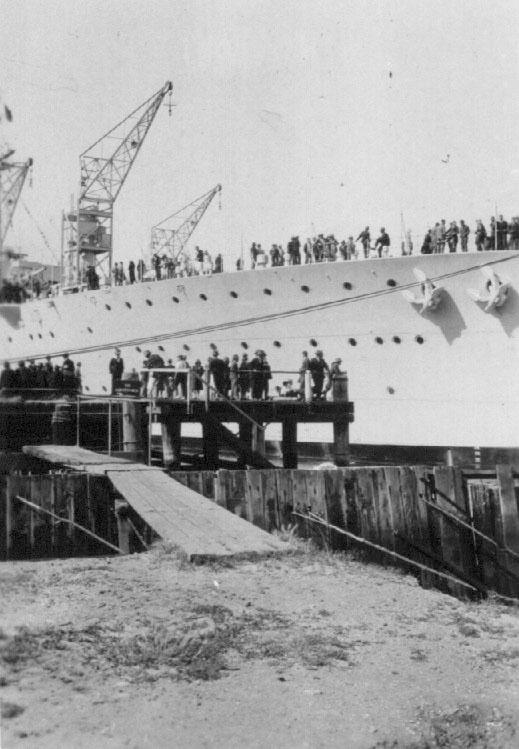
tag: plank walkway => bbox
[22,445,288,561]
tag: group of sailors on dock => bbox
[0,355,82,395]
[110,347,343,403]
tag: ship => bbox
[2,82,519,453]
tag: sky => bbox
[1,0,519,270]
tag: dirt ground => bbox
[1,542,519,749]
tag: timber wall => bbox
[171,465,519,599]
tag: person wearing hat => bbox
[309,349,330,400]
[141,350,152,396]
[61,353,75,393]
[298,350,310,400]
[238,353,250,399]
[173,354,189,399]
[109,348,124,395]
[249,350,271,399]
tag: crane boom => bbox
[62,81,172,290]
[0,157,33,253]
[151,184,222,260]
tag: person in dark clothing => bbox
[214,254,223,273]
[445,221,459,253]
[249,352,262,399]
[374,228,390,258]
[35,363,47,391]
[148,352,165,396]
[61,354,75,392]
[259,352,271,399]
[109,348,124,395]
[128,260,136,284]
[230,354,240,399]
[356,227,371,258]
[509,217,519,251]
[191,359,204,398]
[421,230,433,254]
[459,220,470,252]
[44,356,53,387]
[209,352,228,397]
[137,259,146,282]
[487,217,496,250]
[475,220,486,252]
[17,361,29,391]
[153,253,161,280]
[0,362,15,391]
[309,350,330,399]
[49,365,63,391]
[497,215,508,250]
[238,353,250,399]
[222,357,231,397]
[27,360,38,391]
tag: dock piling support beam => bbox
[161,412,182,470]
[282,418,298,468]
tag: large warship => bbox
[2,82,519,451]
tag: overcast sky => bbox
[1,0,519,268]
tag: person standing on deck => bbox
[475,220,486,252]
[497,215,508,250]
[238,353,250,399]
[128,260,136,284]
[309,350,330,400]
[356,227,370,258]
[109,348,124,395]
[230,354,240,399]
[445,221,459,253]
[298,350,310,399]
[374,228,390,258]
[137,258,145,282]
[459,220,470,252]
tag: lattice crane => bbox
[62,80,173,289]
[151,184,222,260]
[0,155,33,253]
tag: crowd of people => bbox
[110,347,343,402]
[420,215,519,254]
[0,354,82,395]
[0,275,55,303]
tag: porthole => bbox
[241,341,248,349]
[200,293,207,301]
[29,334,34,340]
[38,333,42,339]
[8,336,12,343]
[387,279,397,287]
[263,288,272,295]
[87,327,93,333]
[85,386,90,392]
[387,386,395,394]
[273,340,282,347]
[183,344,190,351]
[230,291,238,298]
[415,335,424,344]
[50,332,55,338]
[343,282,352,290]
[348,338,357,346]
[375,336,383,344]
[309,338,318,347]
[125,302,132,309]
[210,342,217,350]
[102,386,107,392]
[158,345,164,352]
[146,299,153,306]
[136,346,141,352]
[172,296,179,303]
[301,285,310,293]
[105,304,111,310]
[392,336,401,344]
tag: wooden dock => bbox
[22,445,288,561]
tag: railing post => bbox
[76,395,80,447]
[204,367,210,411]
[186,369,191,412]
[108,398,112,456]
[304,370,312,403]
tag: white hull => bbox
[3,250,519,448]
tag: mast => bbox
[0,155,33,255]
[62,81,173,290]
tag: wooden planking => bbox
[106,468,288,560]
[275,469,294,528]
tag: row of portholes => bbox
[130,336,425,353]
[100,277,400,310]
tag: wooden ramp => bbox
[22,444,289,561]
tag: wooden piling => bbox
[282,419,298,468]
[161,416,182,469]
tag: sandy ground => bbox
[1,543,519,749]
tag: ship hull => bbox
[3,250,519,448]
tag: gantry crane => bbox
[151,184,222,260]
[62,80,172,289]
[0,155,33,254]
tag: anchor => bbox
[467,266,511,312]
[402,269,444,313]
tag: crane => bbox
[62,80,173,289]
[151,184,222,261]
[0,155,33,254]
